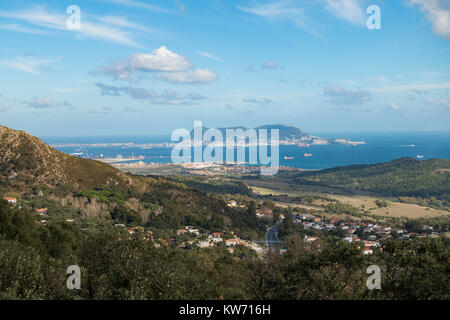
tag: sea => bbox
[43,132,450,170]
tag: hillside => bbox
[293,157,450,197]
[0,126,265,237]
[290,157,450,211]
[0,125,146,195]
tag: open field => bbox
[249,185,449,219]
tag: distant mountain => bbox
[191,124,308,140]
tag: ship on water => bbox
[416,155,424,159]
[284,156,294,160]
[304,153,312,157]
[297,143,310,147]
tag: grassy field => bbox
[249,185,449,219]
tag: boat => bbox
[416,155,424,159]
[297,143,310,147]
[304,153,312,157]
[284,156,294,160]
[408,144,415,147]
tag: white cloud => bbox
[0,23,49,35]
[198,51,221,61]
[385,103,401,111]
[0,56,60,75]
[157,69,218,84]
[174,0,187,13]
[371,82,450,93]
[237,1,321,38]
[0,6,140,47]
[27,97,71,109]
[0,104,11,112]
[324,0,366,26]
[262,61,277,69]
[410,0,450,40]
[323,85,371,105]
[98,46,191,80]
[100,0,173,14]
[242,97,275,105]
[95,82,207,104]
[96,16,159,33]
[424,97,450,108]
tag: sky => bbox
[0,0,449,137]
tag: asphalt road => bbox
[266,223,284,252]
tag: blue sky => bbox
[0,0,449,136]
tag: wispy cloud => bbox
[96,16,159,33]
[0,104,11,112]
[371,82,450,93]
[174,0,187,13]
[0,6,141,47]
[0,23,50,35]
[198,51,222,61]
[25,97,71,109]
[262,61,277,69]
[410,0,450,40]
[99,0,174,14]
[0,56,61,75]
[323,85,371,105]
[324,0,366,26]
[423,97,450,109]
[95,82,207,104]
[242,97,275,105]
[237,0,321,39]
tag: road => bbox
[265,223,284,252]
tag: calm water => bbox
[44,132,450,170]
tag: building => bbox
[36,208,48,216]
[256,208,273,219]
[3,197,17,204]
[304,236,319,243]
[227,200,237,207]
[225,238,239,246]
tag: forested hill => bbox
[294,157,450,198]
[0,126,262,236]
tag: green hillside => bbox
[293,157,450,210]
[0,126,265,237]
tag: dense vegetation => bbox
[1,200,448,300]
[293,158,450,210]
[1,126,449,300]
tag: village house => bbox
[304,236,320,243]
[36,208,48,216]
[225,238,239,246]
[3,197,17,204]
[227,200,237,208]
[186,226,200,235]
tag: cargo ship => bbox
[297,143,310,147]
[304,153,312,157]
[284,156,294,160]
